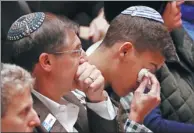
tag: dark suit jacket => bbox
[32,92,117,133]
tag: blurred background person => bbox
[181,1,194,40]
[1,63,40,132]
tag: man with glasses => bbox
[7,12,117,132]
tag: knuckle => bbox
[84,78,89,84]
[91,65,96,69]
[78,77,83,82]
[157,97,161,103]
[151,96,160,103]
[100,76,105,82]
[155,82,159,87]
[96,69,101,75]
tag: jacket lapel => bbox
[63,92,89,133]
[32,93,67,132]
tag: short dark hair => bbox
[8,12,79,72]
[102,14,176,60]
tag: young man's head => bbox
[89,6,176,96]
[1,63,40,132]
[8,12,85,101]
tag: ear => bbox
[118,42,134,59]
[39,53,52,72]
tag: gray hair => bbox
[1,63,35,117]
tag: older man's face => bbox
[1,88,40,132]
[51,29,86,92]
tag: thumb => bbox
[89,23,96,37]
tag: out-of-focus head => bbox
[7,12,86,94]
[1,63,40,132]
[100,6,177,96]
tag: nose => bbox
[29,108,41,127]
[79,50,88,64]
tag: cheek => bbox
[62,57,80,82]
[130,64,142,82]
[2,115,26,132]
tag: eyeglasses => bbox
[51,47,83,56]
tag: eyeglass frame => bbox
[49,47,83,56]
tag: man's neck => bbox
[34,78,62,103]
[32,67,63,103]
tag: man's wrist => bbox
[86,95,107,103]
[128,111,144,124]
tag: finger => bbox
[76,62,88,79]
[157,85,161,98]
[174,13,182,22]
[85,69,101,84]
[165,2,172,14]
[89,75,104,92]
[79,58,86,65]
[135,78,149,93]
[171,1,180,15]
[84,69,100,86]
[78,64,96,81]
[93,31,101,43]
[84,77,94,86]
[79,51,88,64]
[147,72,158,85]
[176,0,184,6]
[149,83,160,96]
[147,73,160,95]
[174,20,182,28]
[89,23,96,37]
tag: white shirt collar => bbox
[32,89,79,132]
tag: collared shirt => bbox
[32,90,79,132]
[32,89,117,132]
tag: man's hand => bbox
[89,9,109,43]
[162,1,184,31]
[129,72,161,124]
[75,62,106,102]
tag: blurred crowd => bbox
[1,1,194,133]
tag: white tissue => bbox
[137,68,151,89]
